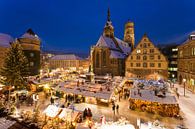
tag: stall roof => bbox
[130,89,178,104]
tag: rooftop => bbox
[50,54,83,60]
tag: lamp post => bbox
[183,79,186,97]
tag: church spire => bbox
[103,8,114,38]
[107,8,111,22]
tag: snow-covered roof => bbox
[21,33,39,40]
[50,54,83,60]
[95,35,131,59]
[110,50,126,59]
[0,33,14,47]
[130,89,178,104]
[20,29,39,40]
[96,35,117,50]
[115,37,131,55]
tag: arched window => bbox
[96,53,100,68]
[102,51,106,66]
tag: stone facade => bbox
[49,54,89,72]
[91,9,133,76]
[17,29,41,76]
[177,32,195,92]
[126,34,168,80]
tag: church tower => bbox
[124,21,135,49]
[103,8,114,38]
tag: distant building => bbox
[90,9,133,76]
[159,44,179,82]
[17,29,41,76]
[126,34,168,80]
[178,32,195,92]
[0,33,13,69]
[48,54,89,72]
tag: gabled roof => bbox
[95,35,131,57]
[0,33,14,47]
[20,28,39,40]
[50,54,83,60]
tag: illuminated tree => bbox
[0,42,29,90]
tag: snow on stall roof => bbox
[50,54,83,60]
[110,50,126,59]
[130,89,178,104]
[0,33,14,47]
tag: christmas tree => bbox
[0,41,29,90]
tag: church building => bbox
[90,9,134,76]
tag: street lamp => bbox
[183,79,186,96]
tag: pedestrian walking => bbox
[116,104,119,114]
[50,96,54,104]
[112,104,115,115]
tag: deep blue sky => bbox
[0,0,195,53]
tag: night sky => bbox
[0,0,195,54]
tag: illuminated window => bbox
[192,48,195,56]
[143,56,147,60]
[150,63,155,67]
[131,63,133,67]
[136,49,141,54]
[172,48,178,52]
[30,62,34,67]
[30,53,34,57]
[143,49,147,54]
[143,63,147,67]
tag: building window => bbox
[136,63,141,67]
[192,48,195,56]
[150,55,154,60]
[30,62,34,67]
[143,49,147,54]
[179,50,183,57]
[102,51,106,66]
[158,55,161,60]
[143,43,147,48]
[171,61,177,64]
[131,63,133,67]
[30,53,34,57]
[136,49,141,54]
[143,63,147,67]
[143,56,147,60]
[150,49,154,53]
[131,56,133,59]
[136,55,140,60]
[96,53,100,68]
[140,44,142,48]
[150,63,155,67]
[158,63,161,68]
[148,43,150,47]
[172,48,178,52]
